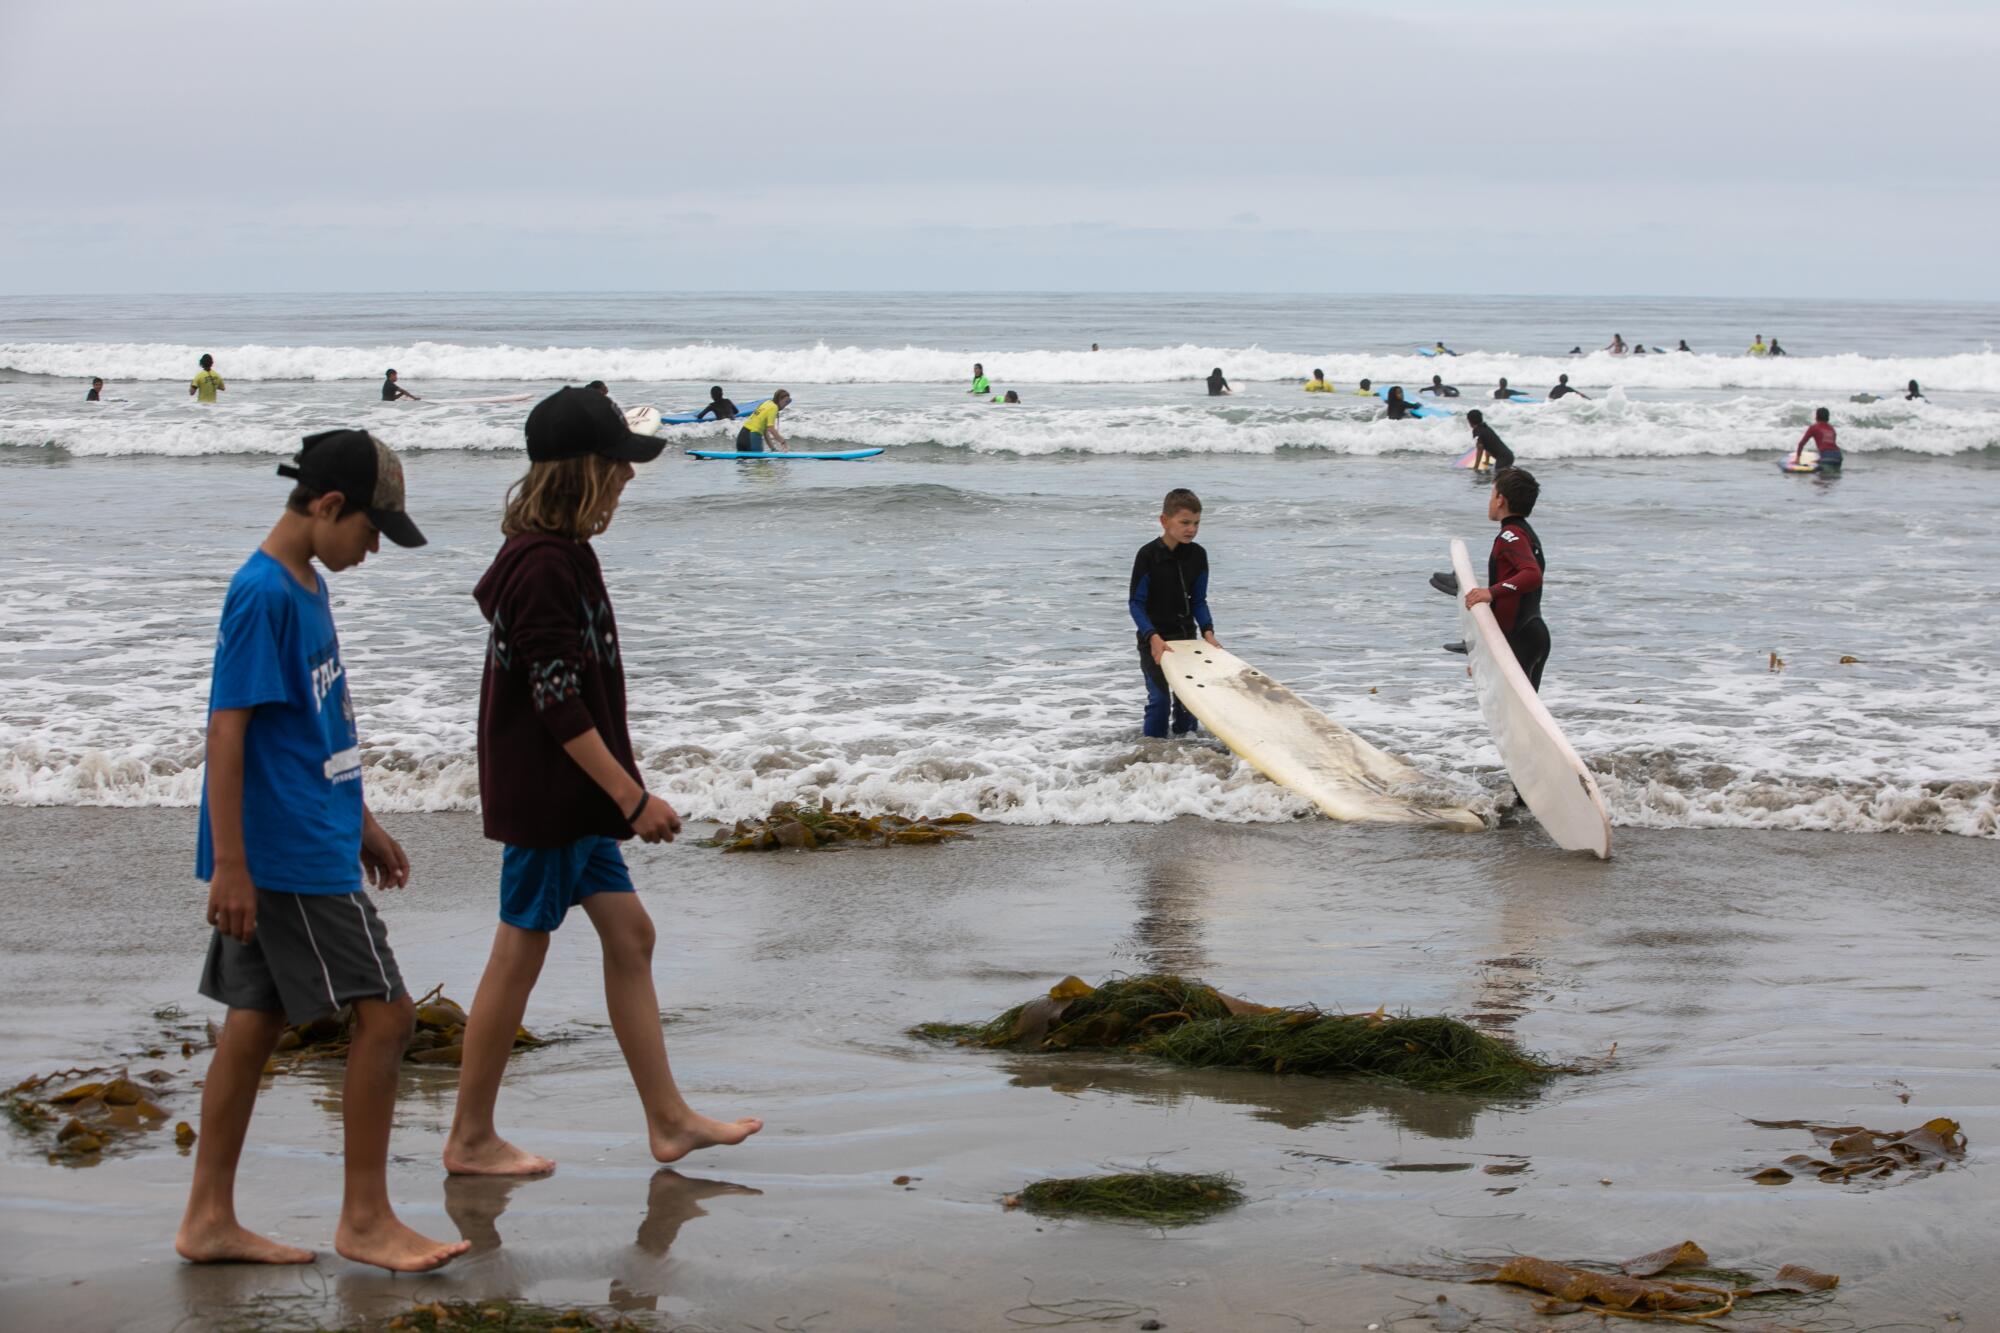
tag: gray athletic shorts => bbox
[199,889,407,1026]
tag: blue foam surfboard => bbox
[686,448,885,461]
[1376,386,1453,419]
[660,398,770,425]
[1506,393,1544,404]
[1417,347,1437,357]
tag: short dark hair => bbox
[709,385,724,397]
[1312,368,1323,377]
[1815,406,1830,423]
[91,376,103,385]
[1162,488,1202,517]
[385,368,397,376]
[1494,467,1539,517]
[1466,408,1484,425]
[285,484,365,520]
[199,353,213,369]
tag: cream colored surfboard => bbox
[1161,640,1483,829]
[1450,538,1612,858]
[623,404,663,437]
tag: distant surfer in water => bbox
[1768,337,1788,357]
[189,353,225,403]
[382,369,419,402]
[1748,335,1768,357]
[1464,410,1514,470]
[1676,340,1692,352]
[970,364,990,395]
[735,390,791,454]
[1432,341,1457,356]
[1384,386,1421,419]
[694,386,738,421]
[1492,377,1518,401]
[1129,488,1217,739]
[992,390,1021,403]
[1304,369,1334,393]
[87,377,104,401]
[1466,468,1549,691]
[1906,379,1926,400]
[1547,373,1590,401]
[1355,378,1374,395]
[1790,406,1841,469]
[1604,334,1627,355]
[1207,367,1232,396]
[1423,374,1460,397]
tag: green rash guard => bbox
[970,375,990,394]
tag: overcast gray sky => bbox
[3,0,1993,296]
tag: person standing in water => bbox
[1604,334,1627,355]
[1492,377,1519,401]
[190,354,226,403]
[693,386,739,421]
[1466,468,1550,690]
[86,377,105,401]
[1463,409,1514,470]
[1768,337,1787,357]
[735,390,791,453]
[1906,379,1926,401]
[1748,335,1768,356]
[1303,369,1335,392]
[969,364,990,395]
[1423,374,1460,397]
[1790,407,1842,469]
[382,370,418,402]
[1547,373,1590,401]
[1676,340,1692,352]
[1206,367,1232,396]
[1383,386,1421,419]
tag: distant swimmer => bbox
[1492,376,1518,401]
[1567,346,1583,355]
[1604,334,1627,355]
[1304,369,1335,393]
[1547,373,1590,401]
[1464,409,1514,470]
[1768,337,1788,357]
[1207,367,1232,396]
[970,363,990,395]
[1791,406,1842,469]
[1432,341,1457,356]
[189,353,225,403]
[992,390,1022,403]
[1383,386,1421,419]
[1632,343,1647,356]
[1091,343,1100,352]
[1676,340,1693,352]
[735,389,791,453]
[86,376,104,401]
[1748,335,1768,357]
[381,369,419,402]
[694,385,739,421]
[1423,374,1460,397]
[1906,379,1926,400]
[1355,377,1374,395]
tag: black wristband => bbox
[626,791,650,824]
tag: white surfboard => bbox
[1449,539,1611,857]
[623,404,663,437]
[1162,640,1483,829]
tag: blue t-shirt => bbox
[195,551,364,893]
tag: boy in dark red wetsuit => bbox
[1465,467,1550,690]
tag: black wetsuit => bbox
[1129,538,1213,738]
[1492,386,1516,400]
[1488,516,1549,691]
[695,397,739,421]
[1471,421,1514,469]
[1385,395,1419,419]
[1547,383,1584,400]
[1423,382,1460,397]
[1207,372,1230,396]
[382,380,411,401]
[86,386,101,401]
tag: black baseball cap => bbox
[525,385,666,464]
[277,429,426,547]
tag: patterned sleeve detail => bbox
[530,658,583,712]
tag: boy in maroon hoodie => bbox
[444,387,762,1177]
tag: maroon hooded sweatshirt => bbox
[474,532,639,847]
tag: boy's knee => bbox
[352,994,417,1047]
[606,910,656,965]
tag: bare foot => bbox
[649,1113,763,1164]
[175,1218,315,1265]
[334,1215,471,1273]
[443,1133,556,1177]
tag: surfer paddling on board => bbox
[1383,386,1421,419]
[693,386,739,421]
[1547,374,1590,401]
[1423,375,1460,398]
[1129,488,1218,739]
[1492,377,1518,401]
[735,390,791,454]
[382,370,419,402]
[1790,407,1842,470]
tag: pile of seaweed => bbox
[914,974,1564,1096]
[1006,1170,1244,1226]
[1748,1115,1967,1186]
[269,985,543,1071]
[4,1066,186,1163]
[706,800,977,852]
[1373,1239,1840,1323]
[216,1297,655,1333]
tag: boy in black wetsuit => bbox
[1463,409,1514,470]
[1128,488,1218,738]
[694,385,739,421]
[1466,467,1549,690]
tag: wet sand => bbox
[1,808,1994,1331]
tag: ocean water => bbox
[2,293,1996,838]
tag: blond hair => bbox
[501,455,624,540]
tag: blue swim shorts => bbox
[499,836,634,932]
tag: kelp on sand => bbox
[705,800,977,852]
[1007,1170,1244,1226]
[266,983,543,1072]
[214,1297,655,1333]
[914,974,1567,1096]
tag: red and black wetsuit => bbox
[1488,516,1549,691]
[1795,420,1840,465]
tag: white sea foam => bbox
[6,339,2000,393]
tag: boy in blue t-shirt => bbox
[177,429,469,1274]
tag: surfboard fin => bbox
[1443,640,1468,655]
[1429,571,1460,597]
